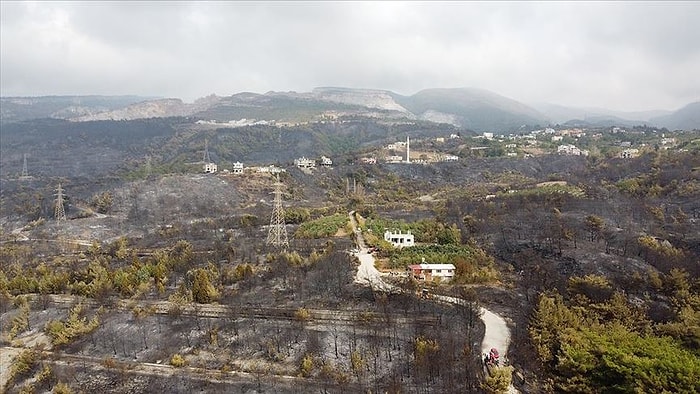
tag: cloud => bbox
[1,1,698,111]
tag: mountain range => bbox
[1,88,698,132]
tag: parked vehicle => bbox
[484,347,500,366]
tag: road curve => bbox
[348,211,518,393]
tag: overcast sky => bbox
[1,1,699,111]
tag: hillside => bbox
[0,95,152,123]
[651,101,700,130]
[393,88,548,132]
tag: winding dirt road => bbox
[349,212,518,393]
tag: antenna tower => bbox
[203,139,211,163]
[54,183,67,222]
[21,154,29,178]
[266,175,289,249]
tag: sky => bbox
[1,1,699,112]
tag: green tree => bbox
[191,268,218,303]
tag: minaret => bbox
[406,135,410,163]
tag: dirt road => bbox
[348,211,518,393]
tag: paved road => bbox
[348,211,518,393]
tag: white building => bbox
[232,161,244,174]
[320,156,333,167]
[620,148,639,159]
[407,261,456,282]
[384,230,415,248]
[257,165,286,174]
[442,154,459,162]
[557,144,589,156]
[359,157,376,164]
[204,162,218,174]
[294,157,316,169]
[385,155,404,163]
[483,132,494,140]
[551,136,563,142]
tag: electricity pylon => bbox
[54,183,67,222]
[203,139,211,163]
[266,175,289,249]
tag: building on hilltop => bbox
[320,156,333,167]
[384,230,415,248]
[232,161,244,174]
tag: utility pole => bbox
[266,175,289,249]
[54,183,67,223]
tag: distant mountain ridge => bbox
[2,88,698,131]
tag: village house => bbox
[384,230,415,248]
[294,157,316,169]
[385,155,404,163]
[620,148,639,159]
[320,156,333,167]
[407,260,456,282]
[257,165,286,174]
[557,144,589,156]
[232,161,244,174]
[203,162,218,174]
[359,157,376,164]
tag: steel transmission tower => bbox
[54,183,67,222]
[266,176,289,249]
[203,139,211,163]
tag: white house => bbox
[294,157,316,169]
[385,155,404,163]
[620,149,639,159]
[442,154,459,162]
[384,230,415,248]
[359,157,376,165]
[204,162,218,174]
[320,156,333,167]
[257,165,286,174]
[407,261,456,282]
[557,144,589,156]
[232,161,244,174]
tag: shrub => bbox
[170,354,186,367]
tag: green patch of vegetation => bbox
[363,218,461,244]
[505,183,585,198]
[44,303,101,346]
[294,213,349,239]
[388,243,500,284]
[530,289,700,393]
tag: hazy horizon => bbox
[2,1,699,112]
